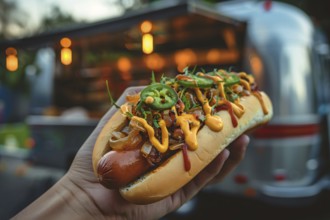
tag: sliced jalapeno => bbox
[140,83,178,110]
[207,71,240,86]
[224,74,240,86]
[176,74,214,88]
[160,75,176,86]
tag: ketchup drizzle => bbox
[182,144,191,171]
[215,102,238,127]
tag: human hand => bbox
[13,106,249,220]
[65,107,250,219]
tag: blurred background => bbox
[0,0,330,219]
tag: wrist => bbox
[12,174,103,219]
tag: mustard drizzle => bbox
[122,70,268,153]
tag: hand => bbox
[13,107,249,220]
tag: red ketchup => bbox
[182,144,191,171]
[215,102,238,128]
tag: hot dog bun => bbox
[120,91,272,204]
[93,89,272,204]
[92,108,127,176]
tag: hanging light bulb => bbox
[140,20,154,54]
[142,33,153,54]
[6,47,18,72]
[140,20,152,33]
[60,37,72,65]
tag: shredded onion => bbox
[232,85,243,94]
[111,131,126,140]
[108,129,143,151]
[169,143,184,151]
[141,141,153,157]
[126,93,140,104]
[129,119,146,132]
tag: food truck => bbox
[0,0,329,218]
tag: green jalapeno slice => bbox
[176,74,214,88]
[140,83,178,110]
[207,71,240,86]
[224,74,240,86]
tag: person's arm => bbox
[12,136,248,220]
[12,175,103,220]
[12,101,250,220]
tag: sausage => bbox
[97,148,152,189]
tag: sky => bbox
[15,0,125,33]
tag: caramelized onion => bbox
[126,93,140,104]
[169,143,184,151]
[141,141,153,157]
[109,129,143,151]
[129,119,146,132]
[172,128,184,140]
[232,84,243,94]
[162,110,174,127]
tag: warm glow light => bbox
[206,49,222,63]
[142,33,153,54]
[6,55,18,72]
[6,47,17,56]
[6,47,18,71]
[223,29,236,49]
[140,20,152,33]
[174,49,197,72]
[249,54,263,78]
[117,57,132,72]
[144,53,165,71]
[60,37,72,47]
[60,37,72,65]
[61,48,72,65]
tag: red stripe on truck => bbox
[253,124,320,138]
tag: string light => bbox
[140,20,152,33]
[142,33,153,54]
[6,47,18,72]
[141,20,154,54]
[60,37,72,65]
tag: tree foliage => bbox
[0,0,27,40]
[37,6,81,33]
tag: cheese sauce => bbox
[252,91,269,115]
[131,116,169,153]
[175,112,200,151]
[122,71,268,154]
[194,88,223,132]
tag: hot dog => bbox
[92,68,273,204]
[97,149,152,189]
